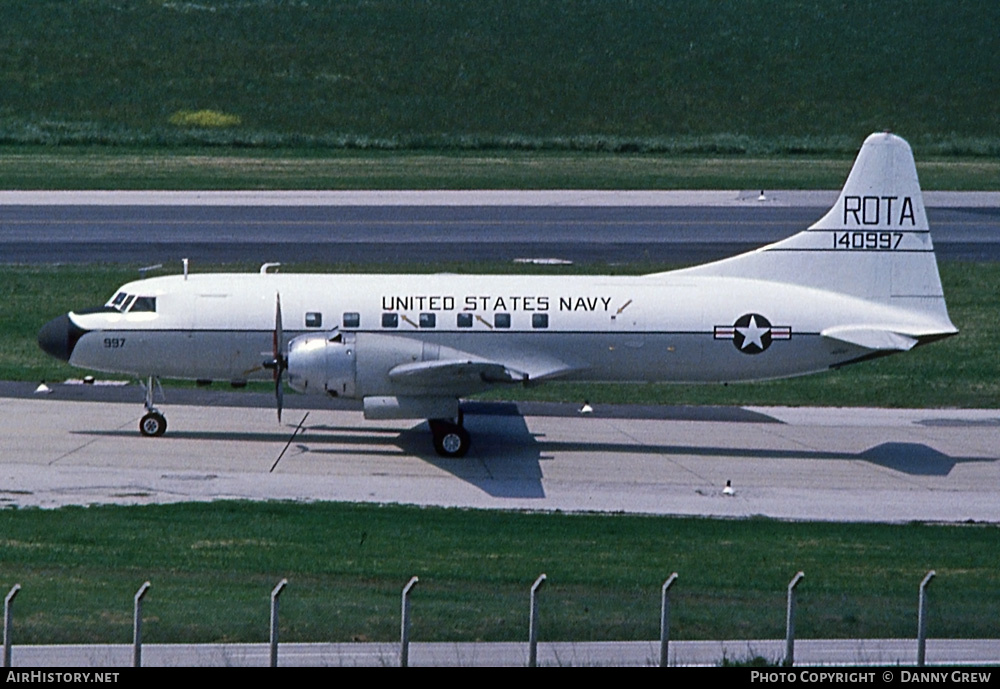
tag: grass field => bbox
[4,260,998,408]
[2,1,996,190]
[1,1,998,154]
[0,502,996,645]
[1,147,997,190]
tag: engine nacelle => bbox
[286,332,357,397]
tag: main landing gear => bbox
[139,375,167,437]
[429,411,470,458]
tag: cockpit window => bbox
[130,296,157,312]
[105,292,157,313]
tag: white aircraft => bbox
[38,132,957,457]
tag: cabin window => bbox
[532,313,548,329]
[305,312,323,328]
[457,313,473,328]
[122,295,137,311]
[419,313,436,328]
[382,313,398,328]
[130,296,157,313]
[342,312,360,328]
[494,313,511,329]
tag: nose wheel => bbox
[140,411,167,437]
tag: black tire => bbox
[139,412,167,437]
[431,421,470,458]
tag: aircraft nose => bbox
[37,314,86,362]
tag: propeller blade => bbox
[276,376,284,422]
[275,293,284,367]
[273,293,286,422]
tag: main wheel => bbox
[139,411,167,437]
[430,421,470,458]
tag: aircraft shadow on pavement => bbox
[73,423,990,498]
[856,442,982,476]
[72,411,550,499]
[300,414,548,499]
[526,438,990,477]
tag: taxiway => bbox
[2,388,996,523]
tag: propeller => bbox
[262,293,287,421]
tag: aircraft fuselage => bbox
[51,271,931,395]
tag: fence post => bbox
[3,584,20,668]
[659,573,679,667]
[400,576,419,667]
[917,570,935,667]
[270,578,288,668]
[133,581,151,668]
[785,571,805,667]
[528,573,547,667]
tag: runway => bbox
[2,385,997,523]
[2,190,998,264]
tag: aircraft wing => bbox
[388,359,528,385]
[387,350,580,388]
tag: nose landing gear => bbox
[139,376,167,437]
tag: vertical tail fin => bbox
[673,132,954,333]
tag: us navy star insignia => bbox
[714,313,791,354]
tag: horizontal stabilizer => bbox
[821,326,918,352]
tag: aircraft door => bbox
[608,294,647,380]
